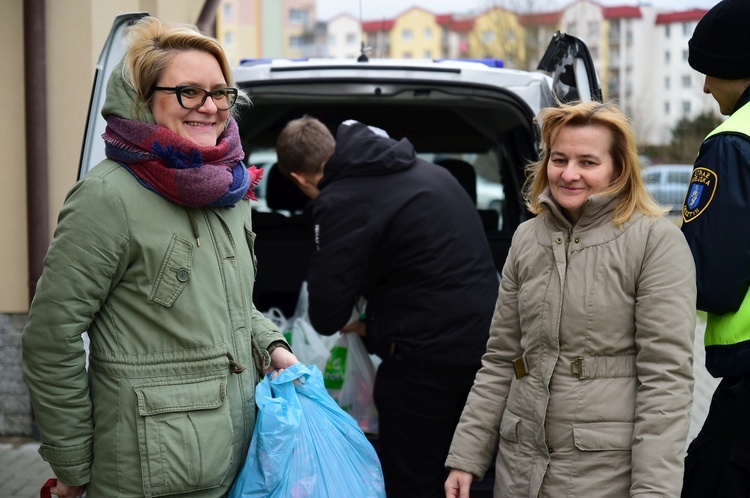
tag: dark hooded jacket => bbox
[307,121,498,365]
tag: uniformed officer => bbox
[681,1,750,496]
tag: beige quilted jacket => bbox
[446,191,696,497]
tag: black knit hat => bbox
[689,0,750,79]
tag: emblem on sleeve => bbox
[682,167,717,223]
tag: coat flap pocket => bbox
[499,410,522,443]
[134,376,227,416]
[573,422,633,451]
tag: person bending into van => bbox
[276,116,498,498]
[681,0,750,495]
[445,101,696,497]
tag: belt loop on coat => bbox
[571,356,587,380]
[513,354,529,379]
[570,354,637,380]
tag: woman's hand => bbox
[445,469,473,498]
[267,346,298,372]
[50,480,86,498]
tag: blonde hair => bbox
[524,101,666,226]
[122,16,244,120]
[276,116,336,177]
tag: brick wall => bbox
[0,314,33,437]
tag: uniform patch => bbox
[682,167,717,223]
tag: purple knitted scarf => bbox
[102,115,262,207]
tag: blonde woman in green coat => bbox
[22,17,297,498]
[445,101,696,497]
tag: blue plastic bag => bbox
[229,363,385,498]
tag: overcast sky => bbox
[317,0,721,21]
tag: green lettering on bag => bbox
[324,345,348,390]
[283,325,293,345]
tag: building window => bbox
[665,51,671,64]
[588,21,599,38]
[346,33,357,45]
[402,29,413,41]
[403,51,413,58]
[290,9,309,24]
[424,49,431,58]
[665,25,670,38]
[682,75,691,87]
[665,76,670,89]
[665,101,670,114]
[683,22,691,36]
[424,27,432,39]
[223,4,232,21]
[328,34,335,46]
[482,30,494,43]
[682,49,688,62]
[224,31,233,47]
[567,22,577,34]
[682,100,691,114]
[290,35,302,47]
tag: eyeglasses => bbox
[153,85,239,110]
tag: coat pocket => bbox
[149,235,193,307]
[134,375,233,496]
[573,421,633,451]
[499,410,522,443]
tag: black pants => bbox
[373,354,479,498]
[682,375,750,498]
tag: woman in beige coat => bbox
[445,101,696,497]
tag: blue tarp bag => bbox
[228,363,385,498]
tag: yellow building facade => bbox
[469,7,525,69]
[389,8,443,59]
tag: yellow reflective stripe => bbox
[706,287,750,346]
[702,101,750,347]
[706,101,750,139]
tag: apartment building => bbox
[215,0,317,64]
[650,9,717,145]
[360,2,717,146]
[327,13,362,59]
[362,19,395,58]
[389,7,444,59]
[558,2,714,145]
[437,15,475,60]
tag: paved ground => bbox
[0,318,719,498]
[0,437,53,498]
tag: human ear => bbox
[289,171,321,200]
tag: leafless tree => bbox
[476,0,561,70]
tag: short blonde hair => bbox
[524,101,665,226]
[276,116,336,177]
[122,16,244,120]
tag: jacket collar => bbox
[538,188,618,232]
[536,188,644,247]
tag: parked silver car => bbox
[642,164,693,213]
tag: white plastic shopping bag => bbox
[324,333,379,434]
